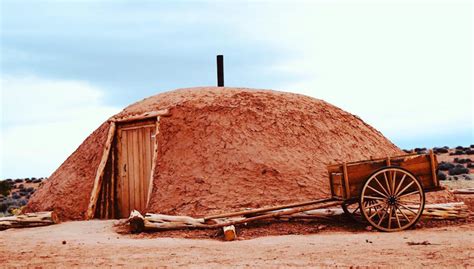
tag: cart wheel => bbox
[359,167,425,232]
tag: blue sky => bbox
[1,0,473,178]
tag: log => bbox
[130,202,470,233]
[451,188,474,195]
[0,211,59,230]
[146,116,161,207]
[128,210,145,233]
[111,109,170,123]
[203,198,335,221]
[223,225,236,241]
[86,122,116,219]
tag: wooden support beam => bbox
[0,211,59,230]
[86,122,116,220]
[203,198,335,221]
[146,116,161,208]
[223,225,236,241]
[111,109,170,123]
[429,149,439,187]
[342,163,350,200]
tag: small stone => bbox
[62,240,66,245]
[365,226,373,231]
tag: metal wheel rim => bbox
[360,167,425,232]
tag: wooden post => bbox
[146,116,161,208]
[86,122,116,219]
[342,163,350,199]
[223,225,236,241]
[217,55,224,87]
[429,150,439,187]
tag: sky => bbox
[0,0,472,178]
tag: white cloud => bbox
[1,76,120,178]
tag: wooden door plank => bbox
[132,129,141,212]
[124,130,132,217]
[137,128,145,211]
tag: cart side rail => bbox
[327,150,440,200]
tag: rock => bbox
[437,171,447,181]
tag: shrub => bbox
[437,171,447,181]
[466,150,474,155]
[403,149,412,153]
[0,181,12,196]
[467,163,474,168]
[12,193,20,200]
[434,147,448,153]
[456,146,464,150]
[448,166,469,175]
[438,162,455,171]
[14,179,23,183]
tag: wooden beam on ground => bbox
[0,211,59,230]
[203,198,335,221]
[452,188,474,195]
[129,210,145,233]
[111,109,170,123]
[86,122,116,220]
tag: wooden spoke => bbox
[396,181,415,197]
[383,172,392,195]
[367,185,389,198]
[391,171,397,195]
[398,203,418,215]
[393,174,407,196]
[394,206,402,228]
[397,206,411,222]
[377,206,389,226]
[387,206,393,229]
[363,195,386,200]
[365,201,385,210]
[398,189,421,198]
[374,176,390,196]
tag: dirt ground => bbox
[1,220,473,268]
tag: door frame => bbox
[85,109,169,220]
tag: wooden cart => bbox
[129,151,443,233]
[327,150,441,232]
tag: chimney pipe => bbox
[217,55,224,87]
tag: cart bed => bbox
[327,151,440,200]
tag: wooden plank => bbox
[110,145,115,219]
[130,129,139,212]
[204,198,336,221]
[123,130,132,217]
[429,150,439,187]
[111,109,170,123]
[342,162,350,199]
[146,116,161,207]
[144,127,152,206]
[86,122,116,220]
[136,128,143,212]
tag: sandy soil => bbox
[1,220,473,268]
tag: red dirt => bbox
[24,87,454,222]
[1,220,473,267]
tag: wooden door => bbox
[116,120,156,217]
